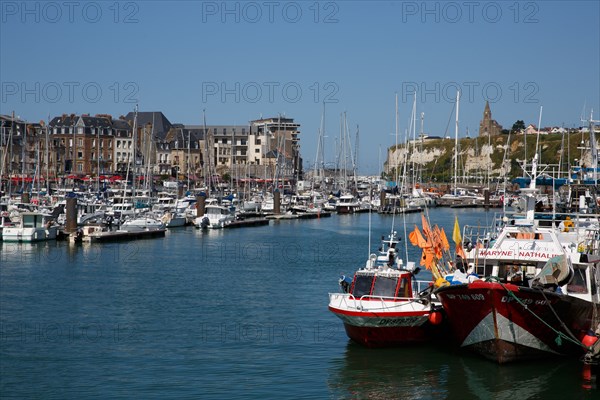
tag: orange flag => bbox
[409,225,428,248]
[421,214,432,240]
[440,227,450,251]
[420,247,436,270]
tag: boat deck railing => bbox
[462,210,600,249]
[330,279,433,312]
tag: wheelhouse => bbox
[350,270,413,299]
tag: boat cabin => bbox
[21,212,52,228]
[350,270,413,299]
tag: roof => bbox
[164,127,205,147]
[111,119,131,130]
[124,111,173,140]
[49,115,77,127]
[80,116,112,128]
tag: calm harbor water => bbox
[1,208,597,399]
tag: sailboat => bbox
[118,106,164,232]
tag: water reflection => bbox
[329,342,599,399]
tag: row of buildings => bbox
[0,112,302,185]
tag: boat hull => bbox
[328,291,442,346]
[335,205,357,214]
[330,308,434,347]
[165,217,186,227]
[2,227,58,242]
[436,281,596,363]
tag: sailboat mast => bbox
[202,109,208,191]
[22,117,26,193]
[45,119,50,194]
[419,111,424,184]
[131,104,138,199]
[354,124,359,186]
[394,93,399,184]
[589,110,598,183]
[454,91,460,196]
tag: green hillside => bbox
[385,133,596,183]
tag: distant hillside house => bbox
[523,124,549,135]
[479,101,503,136]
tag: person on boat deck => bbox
[560,216,574,232]
[507,266,522,283]
[388,250,395,267]
[455,255,466,273]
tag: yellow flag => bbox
[453,216,466,259]
[452,216,462,244]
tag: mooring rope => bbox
[486,277,589,349]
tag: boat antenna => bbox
[368,179,372,258]
[530,106,543,190]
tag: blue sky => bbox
[2,0,599,174]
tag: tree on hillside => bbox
[511,120,526,133]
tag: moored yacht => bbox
[2,212,59,242]
[194,204,235,229]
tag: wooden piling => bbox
[274,190,281,214]
[66,197,78,233]
[196,194,206,217]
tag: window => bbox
[352,275,374,297]
[77,163,83,172]
[77,151,83,159]
[567,266,588,294]
[255,149,260,153]
[78,139,83,146]
[397,278,411,298]
[371,277,399,297]
[77,127,83,134]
